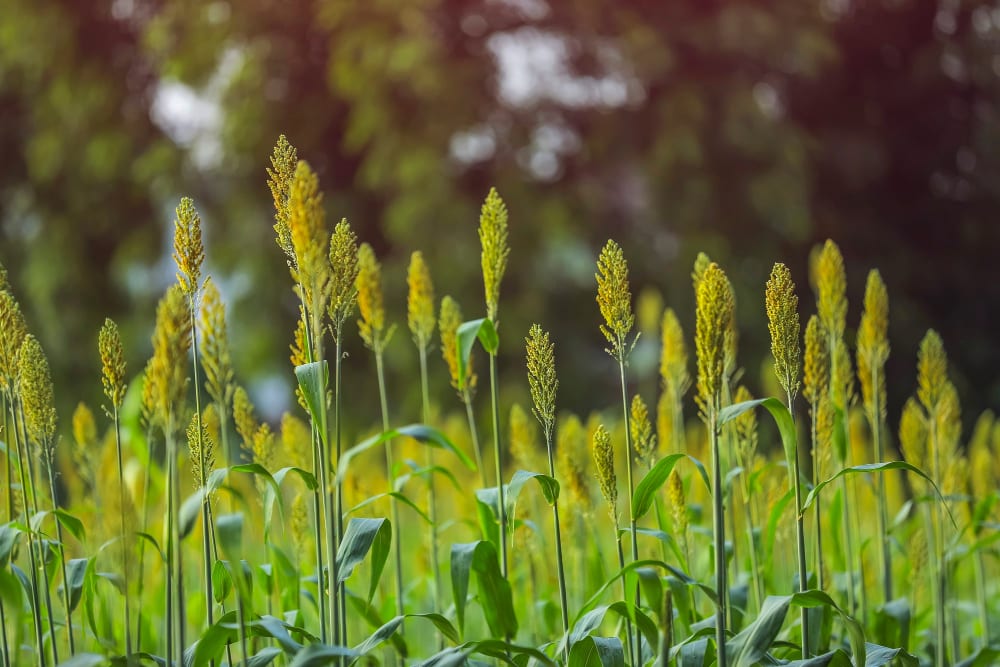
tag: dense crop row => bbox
[0,135,995,666]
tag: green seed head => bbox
[596,239,635,360]
[695,262,735,419]
[328,219,360,337]
[478,187,509,322]
[267,134,299,261]
[439,295,476,395]
[815,239,847,339]
[802,315,829,407]
[630,394,656,465]
[288,160,330,317]
[172,196,205,296]
[0,290,27,396]
[148,284,191,431]
[407,251,436,351]
[199,278,234,410]
[356,243,388,352]
[592,424,617,519]
[18,335,57,453]
[526,324,558,439]
[765,262,802,403]
[899,397,928,469]
[99,318,127,410]
[857,269,889,418]
[659,307,690,398]
[917,329,948,415]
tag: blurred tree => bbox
[2,0,999,430]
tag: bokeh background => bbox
[2,0,999,441]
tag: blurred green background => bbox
[2,0,999,439]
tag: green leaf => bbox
[572,559,671,624]
[568,636,624,667]
[802,462,948,519]
[726,595,791,667]
[273,466,319,492]
[212,559,232,603]
[287,643,360,667]
[247,647,283,667]
[456,318,499,391]
[353,614,459,655]
[336,517,391,605]
[58,654,109,667]
[450,540,517,639]
[66,557,88,612]
[0,523,22,567]
[632,453,709,520]
[338,424,474,480]
[863,642,918,667]
[720,398,797,487]
[295,361,329,446]
[179,488,207,540]
[506,470,559,509]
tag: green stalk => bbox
[418,345,442,625]
[2,399,11,523]
[187,304,215,659]
[164,440,174,667]
[44,461,75,656]
[488,351,507,579]
[165,426,186,664]
[334,335,346,647]
[0,590,10,667]
[782,391,810,658]
[866,367,892,604]
[614,522,636,666]
[15,404,57,665]
[463,391,487,489]
[975,551,991,646]
[809,411,825,593]
[136,425,153,656]
[927,415,946,667]
[739,471,763,613]
[542,424,570,655]
[111,409,134,661]
[7,401,45,667]
[709,406,728,667]
[616,358,642,661]
[375,350,405,623]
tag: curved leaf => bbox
[287,644,360,667]
[294,361,329,446]
[456,318,499,392]
[632,454,710,520]
[339,424,474,480]
[450,540,517,639]
[336,517,391,605]
[507,469,560,509]
[569,636,624,667]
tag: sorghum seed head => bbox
[479,187,509,322]
[596,239,635,360]
[99,318,127,409]
[695,263,735,419]
[328,219,360,337]
[765,263,802,402]
[267,134,298,261]
[407,251,436,350]
[526,324,558,438]
[356,243,388,351]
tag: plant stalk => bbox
[709,407,728,667]
[375,350,405,623]
[488,351,507,579]
[617,358,642,663]
[418,345,442,630]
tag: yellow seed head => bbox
[140,358,155,431]
[267,134,298,261]
[969,411,995,501]
[815,240,847,339]
[592,424,617,519]
[637,288,664,336]
[289,307,309,412]
[251,422,275,473]
[596,239,635,359]
[439,296,476,395]
[831,339,855,409]
[356,243,388,351]
[935,381,961,462]
[691,252,711,293]
[0,290,28,395]
[765,263,802,402]
[478,187,510,321]
[509,403,540,471]
[526,324,558,439]
[557,414,590,511]
[232,385,258,451]
[99,318,127,410]
[813,394,834,481]
[280,412,312,473]
[172,197,204,297]
[666,470,688,537]
[18,335,57,452]
[899,397,928,469]
[407,251,436,350]
[733,385,757,465]
[202,402,221,446]
[802,315,829,407]
[857,269,889,420]
[289,492,310,552]
[917,329,948,415]
[630,394,656,465]
[287,161,330,325]
[187,409,217,488]
[659,308,690,397]
[695,263,735,418]
[328,219,360,337]
[72,402,97,490]
[199,278,234,410]
[0,262,6,292]
[148,285,191,430]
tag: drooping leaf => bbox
[339,425,474,480]
[294,361,329,446]
[336,517,391,605]
[568,636,624,667]
[456,318,499,391]
[632,454,709,520]
[803,462,948,522]
[450,540,517,639]
[506,469,559,509]
[66,557,89,612]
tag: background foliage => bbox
[2,0,999,431]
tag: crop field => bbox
[0,135,995,667]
